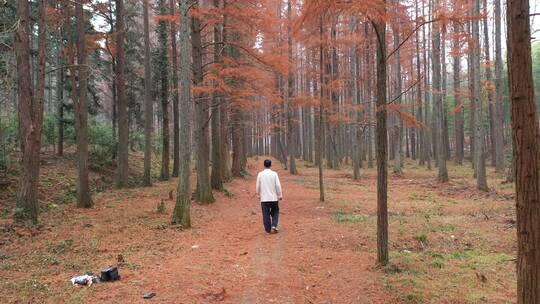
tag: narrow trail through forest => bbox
[1,156,517,303]
[85,159,395,303]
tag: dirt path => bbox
[84,160,395,303]
[1,155,519,303]
[1,159,397,303]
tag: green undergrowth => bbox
[385,249,515,303]
[332,210,370,223]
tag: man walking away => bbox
[256,159,283,234]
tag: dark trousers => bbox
[261,201,279,233]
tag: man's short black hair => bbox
[264,159,272,168]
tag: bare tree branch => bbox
[387,19,439,60]
[387,76,424,104]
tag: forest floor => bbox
[0,153,517,303]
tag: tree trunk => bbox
[221,8,232,182]
[172,0,192,228]
[210,0,224,191]
[192,1,214,203]
[328,23,339,169]
[507,0,540,301]
[56,27,64,157]
[422,1,432,170]
[317,17,325,202]
[392,18,403,175]
[374,12,388,265]
[287,0,297,175]
[441,27,450,160]
[230,32,244,178]
[142,0,153,186]
[115,0,129,188]
[351,20,360,180]
[170,0,180,178]
[74,1,92,207]
[493,0,505,172]
[472,0,488,191]
[415,0,424,167]
[15,0,46,224]
[452,21,464,165]
[467,20,475,164]
[432,0,448,182]
[276,0,288,169]
[366,23,374,169]
[157,0,170,181]
[240,115,248,170]
[231,119,242,177]
[482,0,503,171]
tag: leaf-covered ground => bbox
[0,155,516,303]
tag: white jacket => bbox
[256,169,283,202]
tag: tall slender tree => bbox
[350,19,361,180]
[172,0,192,227]
[73,0,93,207]
[317,16,325,202]
[286,0,298,175]
[366,23,374,170]
[507,0,540,302]
[210,0,224,191]
[115,0,129,188]
[14,0,46,223]
[220,2,232,182]
[374,3,389,265]
[56,22,65,157]
[170,0,180,178]
[482,0,498,170]
[471,0,488,191]
[432,0,448,182]
[415,0,425,167]
[452,20,464,165]
[422,0,432,170]
[192,0,214,203]
[493,0,505,172]
[230,31,244,178]
[142,0,153,186]
[392,6,403,175]
[157,0,170,180]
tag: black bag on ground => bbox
[100,266,120,282]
